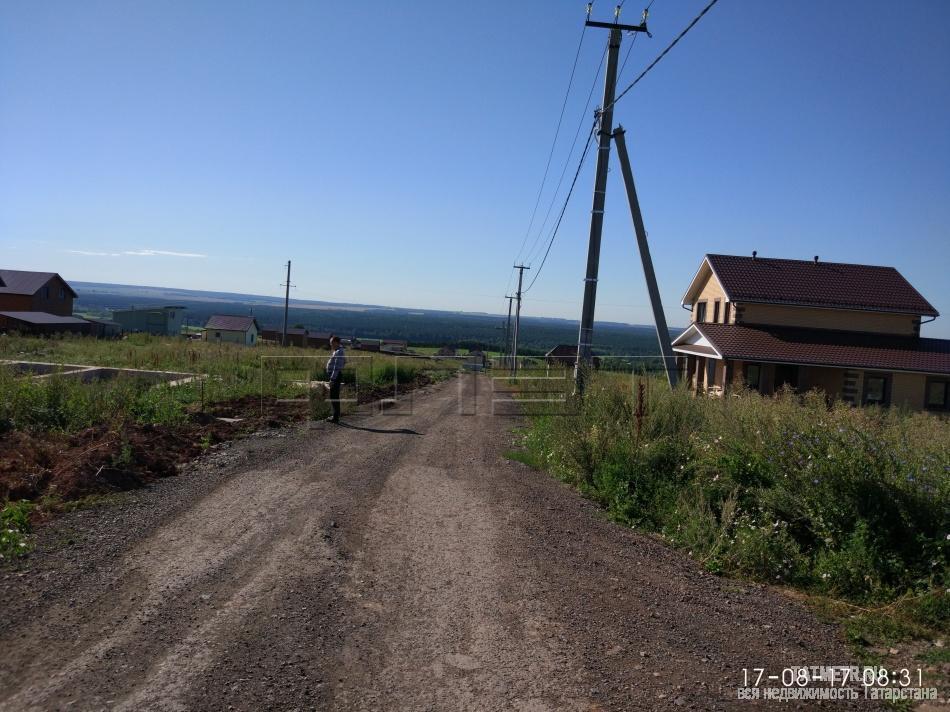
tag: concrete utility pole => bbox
[574,11,650,393]
[281,261,292,347]
[613,126,678,388]
[504,295,514,369]
[511,265,530,377]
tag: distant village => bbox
[3,254,950,413]
[0,268,488,364]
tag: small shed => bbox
[545,344,577,367]
[203,315,260,346]
[84,317,123,339]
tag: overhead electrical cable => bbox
[604,0,719,114]
[523,119,599,293]
[513,19,589,265]
[523,41,608,267]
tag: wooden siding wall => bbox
[0,294,34,312]
[689,273,732,324]
[736,303,917,335]
[890,372,925,409]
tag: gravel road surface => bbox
[0,374,876,711]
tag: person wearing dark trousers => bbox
[325,335,345,423]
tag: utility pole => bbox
[504,295,514,369]
[281,260,292,347]
[511,265,529,377]
[574,9,650,393]
[613,126,678,387]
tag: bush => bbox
[518,372,950,605]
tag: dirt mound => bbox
[0,403,301,503]
[0,374,436,504]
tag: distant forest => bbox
[75,285,676,358]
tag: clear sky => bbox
[2,1,949,336]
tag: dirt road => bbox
[1,374,874,710]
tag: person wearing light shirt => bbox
[325,335,346,423]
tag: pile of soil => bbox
[0,372,439,504]
[0,405,300,503]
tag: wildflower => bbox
[822,573,829,579]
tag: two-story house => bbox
[0,269,77,316]
[0,268,93,335]
[671,254,950,412]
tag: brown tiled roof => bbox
[705,254,938,316]
[205,315,258,332]
[0,269,77,298]
[688,323,950,375]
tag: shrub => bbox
[517,372,950,606]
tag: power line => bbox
[513,18,588,265]
[604,0,720,114]
[523,41,608,267]
[523,118,599,293]
[616,0,657,81]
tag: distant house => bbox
[380,339,408,353]
[83,317,123,339]
[111,306,186,336]
[260,326,308,347]
[545,344,576,367]
[544,345,599,369]
[258,327,334,349]
[354,337,380,352]
[0,269,77,317]
[672,253,950,411]
[203,315,260,346]
[0,311,90,335]
[307,332,333,349]
[436,345,457,357]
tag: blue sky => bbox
[2,1,948,336]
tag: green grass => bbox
[0,333,461,433]
[511,368,949,641]
[0,500,34,560]
[916,647,950,664]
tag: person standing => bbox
[325,335,346,424]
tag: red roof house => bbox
[672,254,949,411]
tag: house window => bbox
[745,363,761,391]
[862,374,891,406]
[59,287,66,300]
[724,302,731,324]
[713,300,721,323]
[43,286,50,299]
[215,332,221,338]
[925,378,949,411]
[695,301,708,323]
